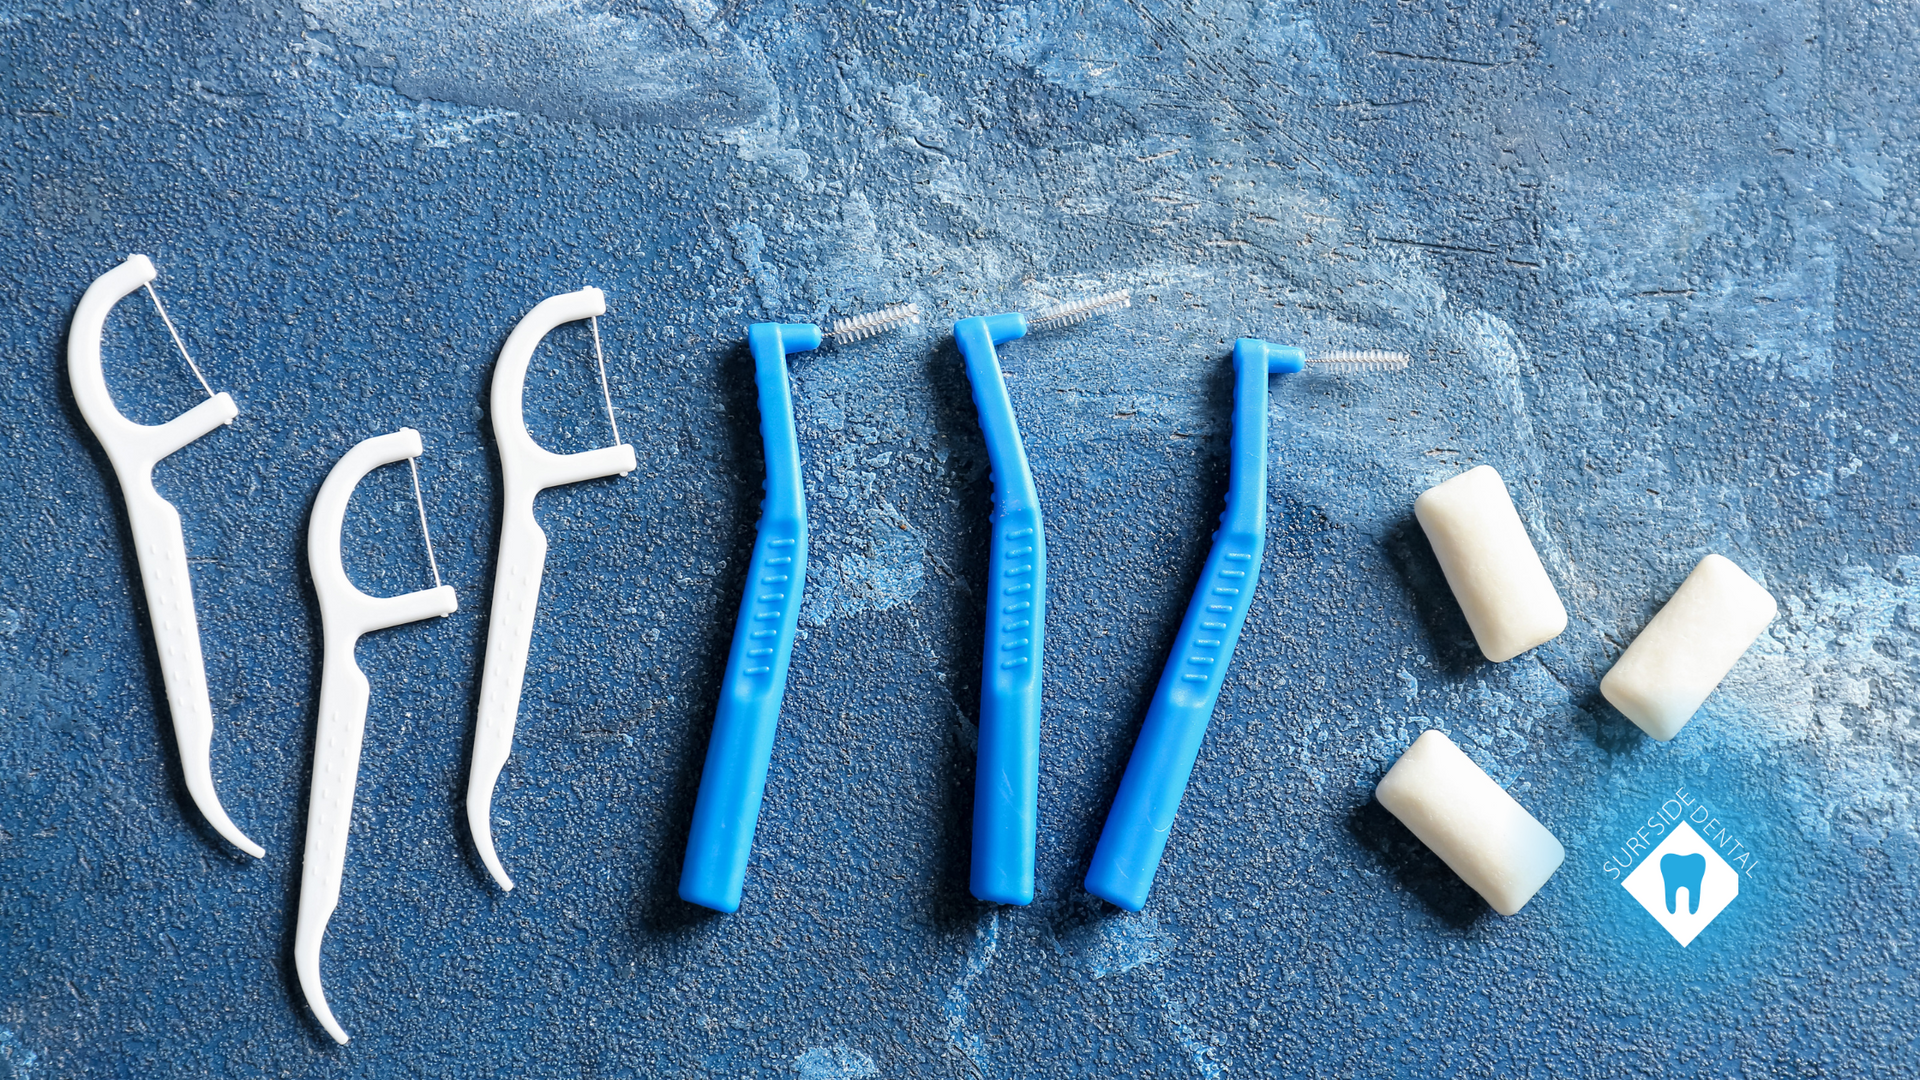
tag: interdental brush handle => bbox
[468,287,636,892]
[680,321,821,913]
[1085,338,1303,911]
[297,428,458,1045]
[67,254,261,858]
[955,312,1045,906]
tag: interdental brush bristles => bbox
[829,303,921,344]
[1028,289,1131,332]
[1306,349,1410,373]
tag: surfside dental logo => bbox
[1602,786,1758,947]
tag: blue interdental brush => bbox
[954,288,1132,906]
[1085,338,1408,911]
[681,301,922,914]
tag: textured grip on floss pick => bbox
[680,321,820,913]
[67,254,262,859]
[954,311,1045,906]
[468,288,637,893]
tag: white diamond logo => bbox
[1621,822,1740,947]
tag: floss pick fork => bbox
[296,428,458,1045]
[1084,338,1408,911]
[953,289,1131,906]
[67,254,262,858]
[468,288,636,892]
[680,302,921,914]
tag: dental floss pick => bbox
[953,289,1131,907]
[67,254,263,858]
[295,428,458,1045]
[1085,337,1407,911]
[467,288,637,892]
[679,303,922,914]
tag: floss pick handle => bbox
[67,254,261,858]
[468,287,636,892]
[295,428,458,1045]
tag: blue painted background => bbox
[3,0,1917,1075]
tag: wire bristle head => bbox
[1305,349,1410,373]
[1027,289,1131,332]
[829,303,921,344]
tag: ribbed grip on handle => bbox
[1084,339,1293,910]
[1084,529,1263,910]
[955,313,1044,906]
[126,482,264,858]
[975,504,1045,905]
[680,321,819,913]
[680,516,807,912]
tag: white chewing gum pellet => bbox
[1414,465,1568,662]
[1600,554,1778,742]
[1374,730,1565,917]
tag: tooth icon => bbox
[1623,821,1740,946]
[1661,852,1707,915]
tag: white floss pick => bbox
[294,428,458,1045]
[67,253,262,858]
[466,288,635,893]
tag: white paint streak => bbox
[800,512,927,627]
[0,1027,40,1080]
[1721,557,1920,838]
[1150,978,1226,1080]
[795,1044,878,1080]
[941,910,1001,1074]
[1062,911,1163,979]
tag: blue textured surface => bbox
[2,1,1917,1076]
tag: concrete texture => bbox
[1,0,1916,1075]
